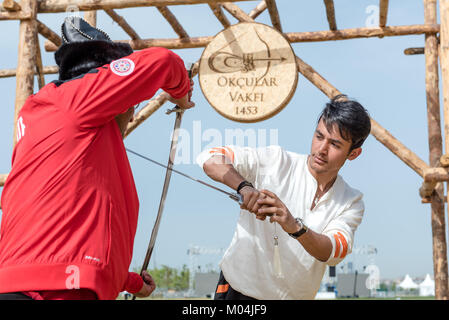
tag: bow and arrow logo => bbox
[207,28,286,82]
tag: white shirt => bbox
[197,145,364,300]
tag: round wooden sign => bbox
[199,22,298,123]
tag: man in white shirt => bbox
[196,95,371,300]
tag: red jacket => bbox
[0,47,190,299]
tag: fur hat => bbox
[55,16,133,80]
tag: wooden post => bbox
[426,0,449,300]
[13,0,38,146]
[323,0,337,30]
[84,10,97,26]
[265,0,282,32]
[35,39,45,90]
[379,0,389,27]
[440,0,449,165]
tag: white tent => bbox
[398,274,418,290]
[419,274,435,297]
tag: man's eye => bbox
[331,142,340,148]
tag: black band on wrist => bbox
[237,180,254,194]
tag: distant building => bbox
[194,271,219,298]
[336,272,370,298]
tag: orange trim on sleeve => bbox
[209,148,226,155]
[336,232,348,258]
[216,284,229,294]
[209,147,234,163]
[333,234,341,258]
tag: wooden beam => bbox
[423,167,449,182]
[424,0,448,300]
[265,0,282,32]
[37,0,255,13]
[104,8,141,40]
[13,0,38,147]
[248,0,266,19]
[0,9,31,19]
[45,24,441,52]
[0,65,58,78]
[379,0,388,27]
[323,0,337,31]
[37,19,62,47]
[404,47,424,55]
[2,0,21,11]
[209,3,231,28]
[284,24,439,43]
[156,6,189,38]
[222,2,253,22]
[370,118,429,177]
[45,35,213,51]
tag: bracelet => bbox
[237,180,254,194]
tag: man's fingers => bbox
[260,189,276,198]
[257,196,276,206]
[258,206,277,216]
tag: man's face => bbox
[115,107,135,138]
[308,118,361,177]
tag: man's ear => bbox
[348,147,362,161]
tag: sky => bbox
[0,0,446,281]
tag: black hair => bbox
[318,94,371,151]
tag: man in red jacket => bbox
[0,17,194,300]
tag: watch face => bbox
[295,217,303,229]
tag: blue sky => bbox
[0,1,445,280]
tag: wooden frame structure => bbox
[0,0,448,299]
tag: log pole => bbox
[424,0,449,300]
[43,24,440,52]
[323,0,337,31]
[13,0,38,146]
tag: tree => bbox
[141,265,190,291]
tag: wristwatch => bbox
[236,180,254,194]
[288,217,308,239]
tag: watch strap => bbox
[288,218,307,239]
[237,180,254,194]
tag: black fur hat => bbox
[55,16,133,80]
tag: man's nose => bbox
[318,141,329,154]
